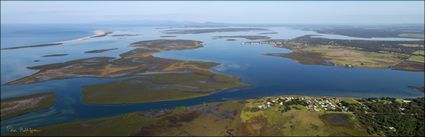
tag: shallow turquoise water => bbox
[1,24,424,134]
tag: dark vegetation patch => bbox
[84,48,118,53]
[241,116,269,136]
[320,113,353,128]
[130,39,203,51]
[392,61,425,71]
[265,50,327,65]
[343,97,425,136]
[160,35,176,37]
[164,111,201,124]
[136,111,202,136]
[1,43,63,50]
[41,54,68,57]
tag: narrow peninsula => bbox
[1,92,56,120]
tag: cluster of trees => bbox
[278,99,308,112]
[343,97,424,136]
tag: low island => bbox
[84,48,118,53]
[83,72,245,104]
[1,92,56,120]
[111,34,141,37]
[1,43,63,50]
[162,28,269,34]
[160,35,177,38]
[41,54,68,57]
[5,39,246,104]
[258,32,278,34]
[213,35,271,40]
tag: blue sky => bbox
[1,1,424,25]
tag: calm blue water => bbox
[0,24,95,48]
[1,24,424,134]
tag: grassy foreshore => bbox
[12,95,424,136]
[1,92,56,120]
[246,35,424,71]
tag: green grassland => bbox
[283,46,403,68]
[408,50,425,63]
[408,55,425,63]
[413,50,425,56]
[340,98,359,104]
[240,98,368,136]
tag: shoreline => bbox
[242,35,425,72]
[5,95,423,136]
[1,30,113,50]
